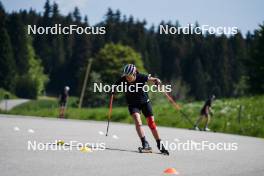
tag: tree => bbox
[27,38,49,95]
[73,7,81,22]
[0,2,16,91]
[82,72,108,107]
[229,32,248,96]
[191,58,207,100]
[43,0,51,20]
[33,0,52,75]
[2,2,259,101]
[15,36,48,99]
[248,24,264,93]
[93,43,146,83]
[7,13,30,74]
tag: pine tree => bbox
[33,0,52,74]
[191,58,207,99]
[248,24,264,93]
[73,7,81,22]
[43,0,51,20]
[7,13,30,75]
[67,29,92,95]
[0,2,16,91]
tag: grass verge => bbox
[2,95,264,138]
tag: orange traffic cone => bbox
[164,168,179,175]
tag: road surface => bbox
[0,99,29,111]
[0,114,263,176]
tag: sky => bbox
[2,0,264,34]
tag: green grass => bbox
[3,95,264,138]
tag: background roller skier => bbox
[194,95,216,131]
[58,86,70,118]
[112,64,169,155]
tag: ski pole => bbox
[106,94,114,136]
[162,91,181,110]
[160,85,195,126]
[154,82,181,110]
[179,110,194,126]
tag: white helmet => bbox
[123,64,136,76]
[65,86,70,91]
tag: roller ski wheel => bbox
[138,146,152,153]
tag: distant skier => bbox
[58,86,70,118]
[112,64,169,155]
[194,95,216,131]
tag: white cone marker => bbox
[98,131,104,135]
[13,126,20,131]
[28,129,35,133]
[112,135,119,139]
[174,138,180,142]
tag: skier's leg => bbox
[142,102,169,155]
[61,107,65,118]
[59,106,64,118]
[146,116,169,155]
[131,112,145,138]
[131,112,150,148]
[194,115,203,129]
[146,116,159,140]
[204,114,211,131]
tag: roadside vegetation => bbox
[3,95,264,138]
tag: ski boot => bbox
[138,140,152,153]
[157,140,169,155]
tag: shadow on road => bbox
[46,143,162,154]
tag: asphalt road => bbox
[0,99,29,111]
[0,114,263,176]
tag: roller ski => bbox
[193,125,201,131]
[193,125,216,132]
[138,146,152,153]
[138,140,152,153]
